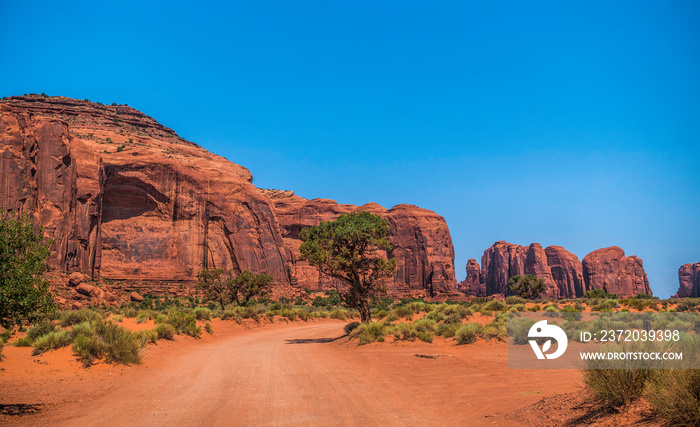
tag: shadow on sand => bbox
[0,403,45,416]
[284,336,345,344]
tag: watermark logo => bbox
[528,320,568,360]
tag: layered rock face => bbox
[674,262,700,298]
[459,242,649,298]
[0,95,455,297]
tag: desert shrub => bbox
[393,305,414,319]
[584,289,618,299]
[59,309,102,327]
[32,329,72,355]
[70,321,96,339]
[329,309,349,321]
[510,304,526,312]
[112,315,124,323]
[384,311,399,322]
[344,321,361,335]
[508,317,536,345]
[646,369,700,426]
[278,308,296,321]
[583,368,652,408]
[193,307,212,321]
[167,310,201,337]
[479,300,506,315]
[674,298,699,312]
[296,310,309,321]
[392,323,418,341]
[13,336,34,347]
[417,331,434,343]
[455,323,483,345]
[71,321,141,367]
[414,318,436,333]
[154,313,168,324]
[204,322,213,334]
[155,323,175,340]
[527,304,541,312]
[561,306,583,321]
[0,329,11,342]
[133,329,158,347]
[135,312,149,324]
[483,320,508,341]
[425,310,444,321]
[26,320,58,341]
[442,304,470,319]
[441,313,461,325]
[436,323,459,338]
[121,307,138,318]
[350,321,386,345]
[591,300,617,312]
[505,296,526,305]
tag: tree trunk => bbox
[359,303,371,323]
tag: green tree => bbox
[197,269,273,309]
[508,274,545,299]
[196,268,232,310]
[0,210,56,329]
[299,211,396,323]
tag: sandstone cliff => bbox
[581,247,652,297]
[458,242,650,298]
[674,262,700,298]
[0,95,456,297]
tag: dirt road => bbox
[3,321,581,426]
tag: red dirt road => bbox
[2,321,581,426]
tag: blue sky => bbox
[1,1,698,297]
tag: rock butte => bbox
[458,241,652,298]
[675,262,700,298]
[0,95,456,301]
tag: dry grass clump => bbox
[155,323,176,340]
[646,369,700,426]
[71,320,141,367]
[349,321,387,345]
[455,323,483,344]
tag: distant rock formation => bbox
[458,242,650,298]
[675,262,700,298]
[0,95,456,298]
[581,247,651,297]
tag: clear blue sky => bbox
[1,1,698,297]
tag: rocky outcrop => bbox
[674,262,700,298]
[459,242,649,298]
[0,95,456,297]
[458,259,484,296]
[545,246,585,298]
[581,247,651,297]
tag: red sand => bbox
[0,318,660,426]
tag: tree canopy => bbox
[0,210,55,329]
[197,269,273,309]
[508,274,545,300]
[299,211,396,323]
